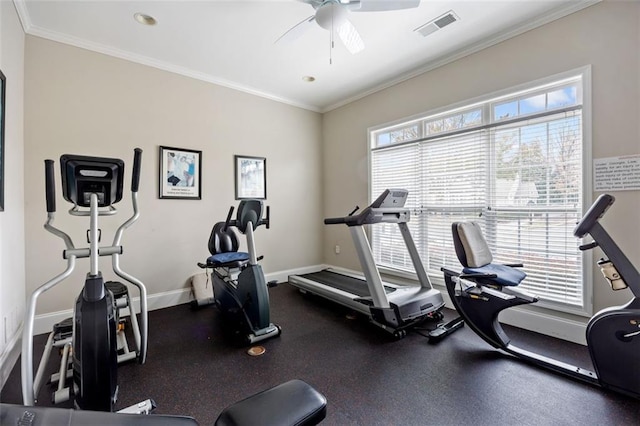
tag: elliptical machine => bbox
[442,194,640,398]
[197,200,281,344]
[21,149,152,412]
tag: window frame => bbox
[367,66,593,317]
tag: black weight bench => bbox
[216,379,327,426]
[2,380,326,426]
[0,403,198,425]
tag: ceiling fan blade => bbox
[275,15,315,44]
[337,19,364,54]
[298,0,325,10]
[348,0,421,12]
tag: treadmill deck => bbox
[297,270,396,298]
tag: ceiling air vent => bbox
[414,10,459,37]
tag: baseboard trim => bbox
[30,262,587,347]
[1,327,23,392]
[269,264,328,283]
[33,288,193,336]
[499,307,587,345]
[32,264,329,336]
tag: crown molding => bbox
[29,23,323,112]
[12,0,600,114]
[13,0,322,113]
[12,0,31,32]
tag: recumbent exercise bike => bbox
[197,200,281,344]
[442,193,640,398]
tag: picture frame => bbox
[159,146,202,200]
[235,155,266,200]
[0,68,5,211]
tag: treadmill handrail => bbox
[325,207,410,227]
[324,216,348,225]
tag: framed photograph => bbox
[159,146,202,200]
[235,155,266,200]
[0,68,5,211]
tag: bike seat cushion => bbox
[206,252,250,268]
[463,263,526,287]
[215,379,327,426]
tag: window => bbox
[369,70,589,314]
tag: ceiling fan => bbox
[277,0,421,55]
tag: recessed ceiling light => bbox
[134,13,157,26]
[302,76,316,82]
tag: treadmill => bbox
[289,189,463,339]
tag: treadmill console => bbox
[375,189,408,209]
[325,189,411,226]
[367,189,410,225]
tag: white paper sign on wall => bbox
[593,155,640,191]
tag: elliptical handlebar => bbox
[131,148,142,193]
[113,149,144,242]
[574,194,615,238]
[45,160,56,213]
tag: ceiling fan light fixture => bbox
[315,3,348,30]
[134,13,157,26]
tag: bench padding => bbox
[0,404,198,426]
[215,379,327,426]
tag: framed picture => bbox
[0,68,5,211]
[235,155,266,200]
[159,146,202,200]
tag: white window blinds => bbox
[370,74,585,310]
[487,110,583,305]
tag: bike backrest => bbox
[208,222,239,255]
[452,222,493,268]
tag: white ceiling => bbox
[15,0,598,112]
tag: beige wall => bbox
[0,0,26,384]
[322,1,640,316]
[24,36,323,315]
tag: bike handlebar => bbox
[223,206,235,232]
[263,206,270,229]
[574,194,615,238]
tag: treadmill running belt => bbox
[298,270,396,298]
